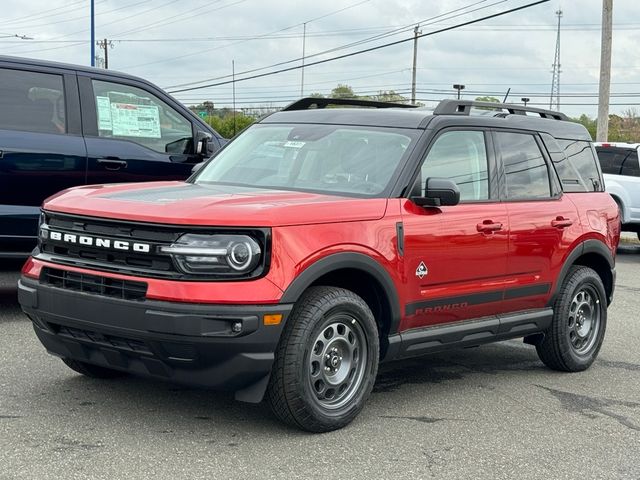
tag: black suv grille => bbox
[55,324,152,355]
[41,267,148,301]
[36,212,269,280]
[38,212,179,277]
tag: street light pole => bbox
[453,84,465,100]
[90,0,95,66]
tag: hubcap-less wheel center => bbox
[326,348,342,371]
[567,286,601,355]
[308,315,368,410]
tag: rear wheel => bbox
[536,266,607,371]
[267,286,379,432]
[62,358,126,379]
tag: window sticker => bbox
[283,141,306,148]
[110,102,161,138]
[96,96,112,131]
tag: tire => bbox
[62,358,127,379]
[536,266,607,372]
[267,286,379,432]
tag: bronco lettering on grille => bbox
[47,230,151,253]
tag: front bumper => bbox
[18,277,292,403]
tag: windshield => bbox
[194,123,419,197]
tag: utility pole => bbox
[90,0,95,66]
[410,25,421,105]
[300,22,307,97]
[550,9,562,110]
[597,0,613,141]
[232,60,237,137]
[97,39,113,69]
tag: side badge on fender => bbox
[416,261,428,279]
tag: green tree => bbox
[206,112,255,139]
[330,84,356,99]
[474,96,501,104]
[370,90,409,103]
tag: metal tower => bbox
[550,9,563,110]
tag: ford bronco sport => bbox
[19,98,620,432]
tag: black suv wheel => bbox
[536,266,607,371]
[267,286,379,432]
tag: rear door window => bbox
[91,80,193,154]
[0,68,66,134]
[495,131,551,199]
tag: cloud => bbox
[0,0,637,117]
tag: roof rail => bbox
[282,97,417,111]
[433,99,569,121]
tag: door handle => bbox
[551,216,573,228]
[476,220,503,233]
[97,158,128,171]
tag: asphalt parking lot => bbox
[1,246,639,480]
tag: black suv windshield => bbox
[194,123,419,197]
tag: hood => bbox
[43,181,388,227]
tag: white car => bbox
[594,142,640,240]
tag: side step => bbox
[385,309,552,361]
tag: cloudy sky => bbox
[0,0,638,117]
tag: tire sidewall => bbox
[281,290,379,431]
[556,269,608,369]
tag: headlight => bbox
[160,234,261,276]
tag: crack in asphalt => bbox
[537,385,640,432]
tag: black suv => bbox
[0,56,224,257]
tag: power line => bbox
[163,0,503,89]
[168,0,551,94]
[121,0,373,71]
[0,0,93,27]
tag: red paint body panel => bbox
[44,182,387,227]
[32,181,620,331]
[400,199,510,330]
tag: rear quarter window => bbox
[541,134,603,192]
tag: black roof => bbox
[263,98,591,141]
[0,54,146,83]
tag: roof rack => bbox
[433,99,569,121]
[282,97,417,111]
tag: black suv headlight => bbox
[160,234,262,276]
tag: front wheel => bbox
[536,266,607,372]
[267,286,379,432]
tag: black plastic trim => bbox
[395,222,404,257]
[280,252,402,334]
[19,278,292,402]
[550,240,615,306]
[386,308,553,360]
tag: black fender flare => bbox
[549,239,615,306]
[280,252,402,335]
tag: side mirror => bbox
[195,131,217,156]
[412,177,460,207]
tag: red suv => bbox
[19,98,620,432]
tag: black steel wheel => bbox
[536,266,607,372]
[267,286,379,432]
